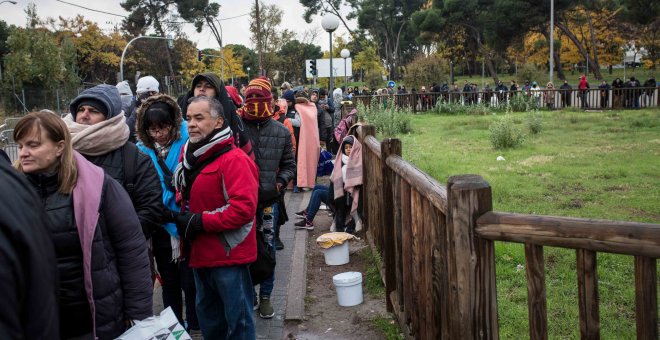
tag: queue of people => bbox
[2,71,369,339]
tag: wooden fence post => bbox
[360,125,376,234]
[446,174,498,339]
[381,138,401,313]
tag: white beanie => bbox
[136,76,159,94]
[115,80,133,96]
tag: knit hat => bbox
[115,81,133,96]
[76,99,108,116]
[225,85,243,107]
[240,76,274,120]
[282,90,295,102]
[137,76,159,94]
[70,84,123,120]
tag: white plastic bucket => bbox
[322,241,349,265]
[332,272,363,307]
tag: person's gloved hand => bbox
[175,212,204,240]
[162,209,178,223]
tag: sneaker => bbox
[329,221,336,232]
[253,291,259,310]
[294,219,314,230]
[259,296,275,319]
[294,209,307,218]
[319,203,328,210]
[275,236,284,250]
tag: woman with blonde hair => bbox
[545,82,556,109]
[14,111,152,339]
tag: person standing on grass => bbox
[559,80,572,108]
[578,75,590,109]
[240,77,296,319]
[599,80,611,109]
[545,82,556,109]
[173,96,259,339]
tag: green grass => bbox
[359,247,385,297]
[391,108,660,339]
[373,316,405,340]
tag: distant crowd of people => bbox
[1,71,365,339]
[347,75,658,110]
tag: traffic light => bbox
[197,50,203,62]
[309,60,317,76]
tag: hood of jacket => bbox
[70,84,123,121]
[135,94,182,150]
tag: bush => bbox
[526,112,543,134]
[357,97,412,136]
[507,93,540,112]
[430,100,467,115]
[489,116,526,149]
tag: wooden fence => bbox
[353,87,659,113]
[356,125,659,339]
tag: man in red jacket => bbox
[173,96,259,339]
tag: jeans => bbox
[154,247,198,330]
[257,206,275,297]
[306,184,330,221]
[193,265,255,340]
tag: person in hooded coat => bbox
[65,84,164,239]
[330,135,363,234]
[134,94,199,333]
[178,72,253,158]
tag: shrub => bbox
[430,100,467,115]
[357,97,412,136]
[466,104,492,115]
[507,93,540,112]
[526,112,543,134]
[489,116,526,149]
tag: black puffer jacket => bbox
[26,168,152,339]
[85,142,164,237]
[0,163,59,339]
[244,118,296,205]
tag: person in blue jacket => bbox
[135,94,199,332]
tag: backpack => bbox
[122,143,139,200]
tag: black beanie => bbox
[76,99,108,117]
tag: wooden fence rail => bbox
[356,125,659,340]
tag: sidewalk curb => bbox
[285,191,311,321]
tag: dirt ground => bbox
[284,211,390,340]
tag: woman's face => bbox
[148,124,173,145]
[343,143,352,156]
[17,127,64,174]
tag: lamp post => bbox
[247,67,251,80]
[0,1,17,5]
[549,0,554,83]
[321,13,340,93]
[340,49,350,88]
[120,35,173,82]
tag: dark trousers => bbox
[154,245,198,330]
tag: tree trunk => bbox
[555,20,602,79]
[584,7,603,80]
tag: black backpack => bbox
[250,228,276,285]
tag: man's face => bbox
[194,79,217,98]
[311,92,319,102]
[186,101,223,143]
[76,105,106,125]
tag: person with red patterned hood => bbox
[240,76,296,318]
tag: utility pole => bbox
[255,0,263,76]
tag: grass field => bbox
[392,108,659,338]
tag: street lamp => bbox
[119,35,174,82]
[247,67,251,80]
[0,1,17,5]
[321,13,340,94]
[340,48,350,89]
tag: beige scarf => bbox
[63,114,130,156]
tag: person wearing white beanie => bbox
[116,80,135,115]
[136,76,160,95]
[129,76,161,142]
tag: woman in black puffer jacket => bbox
[14,112,152,339]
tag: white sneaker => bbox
[319,203,328,210]
[352,212,363,232]
[330,221,336,232]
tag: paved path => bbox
[153,190,311,340]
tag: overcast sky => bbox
[2,0,355,51]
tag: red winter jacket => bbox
[183,138,260,268]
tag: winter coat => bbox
[84,142,164,237]
[314,102,334,142]
[244,118,296,205]
[0,162,59,339]
[178,73,252,156]
[183,138,260,268]
[31,153,152,339]
[135,94,188,243]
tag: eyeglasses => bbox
[147,125,171,136]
